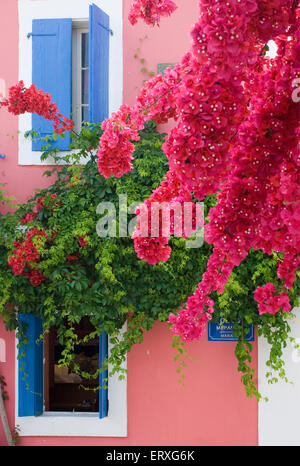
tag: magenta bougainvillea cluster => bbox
[128,0,177,25]
[97,0,300,342]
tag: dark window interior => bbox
[44,317,99,413]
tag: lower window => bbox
[15,314,127,437]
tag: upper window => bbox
[18,0,123,165]
[30,4,110,152]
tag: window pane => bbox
[81,32,89,69]
[82,106,89,123]
[82,69,89,105]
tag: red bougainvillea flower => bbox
[78,236,88,248]
[66,254,80,264]
[8,228,48,286]
[28,269,46,287]
[1,80,74,134]
[20,212,37,225]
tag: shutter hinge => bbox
[27,32,57,39]
[97,22,113,36]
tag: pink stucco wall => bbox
[0,0,258,446]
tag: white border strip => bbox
[258,306,300,446]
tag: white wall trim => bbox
[18,0,123,166]
[15,324,127,437]
[258,306,300,446]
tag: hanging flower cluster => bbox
[0,80,74,134]
[132,170,204,265]
[254,283,291,315]
[201,31,300,323]
[97,0,300,341]
[128,0,177,26]
[168,6,299,341]
[97,65,182,178]
[97,104,146,178]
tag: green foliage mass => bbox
[0,121,299,397]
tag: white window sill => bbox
[15,399,127,437]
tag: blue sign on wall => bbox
[208,318,255,342]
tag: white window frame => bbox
[18,0,123,165]
[72,22,89,134]
[15,324,127,437]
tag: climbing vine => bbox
[133,35,156,88]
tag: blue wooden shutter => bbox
[31,19,72,151]
[18,314,43,417]
[89,4,110,123]
[99,330,108,418]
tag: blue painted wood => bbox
[99,330,108,418]
[31,19,72,151]
[18,314,44,417]
[89,4,110,124]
